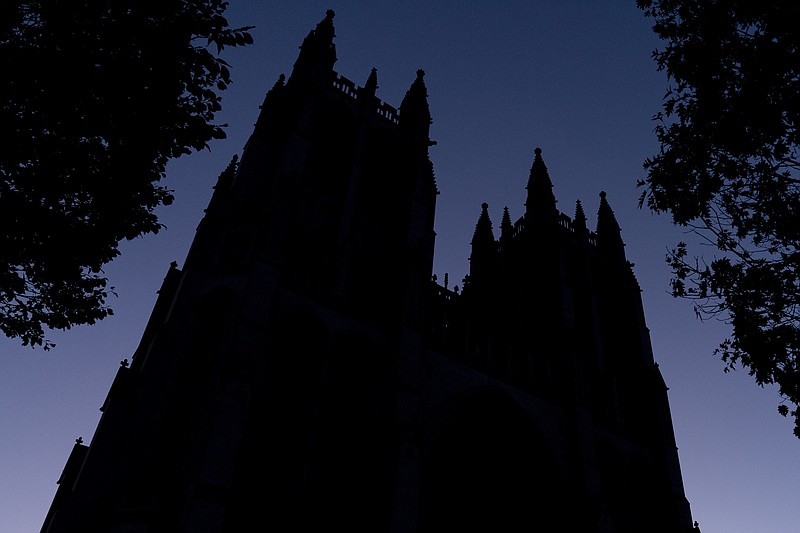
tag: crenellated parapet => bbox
[500,207,601,249]
[282,10,424,133]
[331,71,400,124]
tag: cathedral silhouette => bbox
[42,11,698,533]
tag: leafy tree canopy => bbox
[0,1,252,348]
[638,0,800,436]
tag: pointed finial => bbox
[366,67,378,91]
[575,199,586,222]
[596,191,625,261]
[597,191,619,229]
[472,202,495,245]
[400,68,431,133]
[500,206,513,243]
[573,199,588,237]
[597,191,621,234]
[360,67,379,100]
[292,10,337,78]
[403,69,429,100]
[470,203,498,284]
[525,146,557,218]
[313,9,336,39]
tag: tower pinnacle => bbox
[472,202,495,246]
[573,199,588,237]
[596,191,625,262]
[500,206,514,244]
[291,10,337,82]
[525,147,557,220]
[469,202,498,286]
[400,69,432,139]
[365,67,378,94]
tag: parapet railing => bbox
[332,73,358,99]
[377,101,399,124]
[504,211,599,248]
[331,72,400,125]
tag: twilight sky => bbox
[2,2,798,531]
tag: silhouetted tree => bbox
[638,0,800,437]
[0,1,252,348]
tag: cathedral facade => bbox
[43,12,697,533]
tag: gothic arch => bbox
[419,387,566,532]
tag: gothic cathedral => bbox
[42,12,697,533]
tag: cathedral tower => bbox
[43,12,696,533]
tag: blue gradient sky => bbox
[2,2,798,531]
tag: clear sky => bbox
[2,2,798,531]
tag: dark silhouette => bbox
[42,12,698,533]
[0,1,252,349]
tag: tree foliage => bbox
[0,1,252,348]
[638,0,800,436]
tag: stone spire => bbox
[400,69,432,140]
[573,199,588,238]
[291,10,337,82]
[472,203,495,247]
[524,147,557,221]
[596,191,625,262]
[358,68,379,108]
[500,206,514,244]
[469,203,498,284]
[364,67,378,96]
